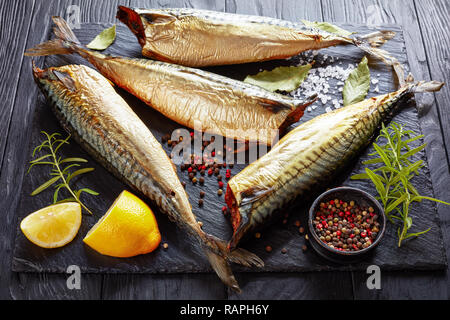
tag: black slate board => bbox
[12,21,447,274]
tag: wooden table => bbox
[1,0,448,300]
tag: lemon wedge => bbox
[83,190,161,258]
[20,202,82,248]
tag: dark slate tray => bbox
[12,22,446,274]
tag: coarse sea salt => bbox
[290,51,357,111]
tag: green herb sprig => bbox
[28,131,99,214]
[351,122,449,247]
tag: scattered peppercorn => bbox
[299,227,305,234]
[217,189,223,196]
[199,177,205,185]
[281,248,287,254]
[199,191,205,198]
[198,199,204,206]
[255,232,261,239]
[163,243,169,250]
[192,177,197,184]
[265,245,272,253]
[301,244,307,252]
[294,220,301,227]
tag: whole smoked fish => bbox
[25,17,315,146]
[117,6,396,67]
[225,75,444,249]
[31,62,263,292]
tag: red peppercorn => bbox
[211,151,216,157]
[329,200,334,205]
[218,181,224,189]
[338,212,344,217]
[350,234,355,239]
[190,132,194,137]
[208,169,213,176]
[336,230,341,236]
[361,232,367,238]
[187,167,193,173]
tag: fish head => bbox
[117,6,176,47]
[225,185,254,250]
[31,61,78,93]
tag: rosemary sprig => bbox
[28,131,99,214]
[351,122,449,247]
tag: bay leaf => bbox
[343,56,371,106]
[86,25,116,50]
[301,20,356,37]
[244,64,312,92]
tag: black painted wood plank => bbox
[322,0,450,299]
[100,0,228,300]
[1,0,135,300]
[415,0,450,166]
[0,0,36,300]
[224,0,353,300]
[0,0,35,172]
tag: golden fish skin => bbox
[225,80,444,249]
[25,17,314,146]
[117,6,395,67]
[32,63,264,293]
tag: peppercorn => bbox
[192,177,197,184]
[265,245,272,253]
[301,245,307,252]
[294,220,301,227]
[217,175,222,181]
[218,181,224,189]
[199,177,205,185]
[281,248,287,254]
[299,227,305,234]
[255,232,261,239]
[163,243,169,250]
[217,189,223,196]
[199,191,205,198]
[198,199,204,206]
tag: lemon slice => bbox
[83,190,161,258]
[20,202,82,248]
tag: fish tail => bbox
[202,233,264,293]
[352,31,398,66]
[117,6,146,47]
[24,17,82,57]
[392,61,445,93]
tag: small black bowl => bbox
[308,187,386,264]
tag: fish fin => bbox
[117,6,146,47]
[206,234,264,268]
[240,186,273,206]
[25,39,75,56]
[394,62,445,93]
[279,94,318,133]
[352,31,398,66]
[24,17,81,57]
[203,249,241,293]
[52,70,77,92]
[203,234,264,293]
[357,30,396,47]
[141,12,177,25]
[409,80,445,93]
[52,16,81,44]
[259,99,293,113]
